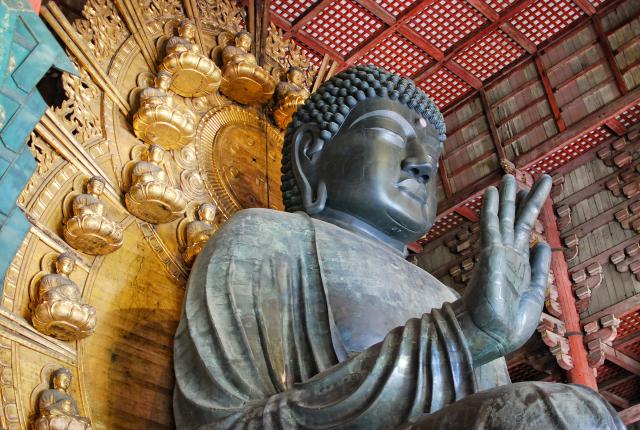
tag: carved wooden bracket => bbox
[570,262,603,313]
[584,314,620,368]
[610,242,640,281]
[537,313,573,370]
[598,137,632,169]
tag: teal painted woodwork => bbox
[0,0,76,289]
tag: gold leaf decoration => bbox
[75,0,129,66]
[53,61,102,144]
[197,0,245,32]
[265,23,317,88]
[141,0,185,21]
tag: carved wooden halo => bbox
[196,105,284,218]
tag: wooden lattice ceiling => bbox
[267,0,640,245]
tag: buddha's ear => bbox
[291,123,326,214]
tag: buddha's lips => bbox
[396,178,427,204]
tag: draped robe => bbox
[174,209,624,430]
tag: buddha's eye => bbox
[364,127,405,147]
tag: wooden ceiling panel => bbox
[484,0,519,15]
[510,0,585,46]
[373,0,420,16]
[417,67,473,109]
[527,126,612,174]
[452,29,526,81]
[270,0,316,23]
[300,0,384,57]
[407,0,487,52]
[359,32,433,76]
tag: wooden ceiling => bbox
[267,0,640,243]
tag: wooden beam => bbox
[345,0,442,66]
[571,234,640,274]
[411,0,536,83]
[291,0,333,32]
[606,118,628,136]
[516,84,640,169]
[601,390,630,409]
[593,15,628,96]
[583,294,640,325]
[501,23,536,54]
[455,206,480,222]
[534,55,566,132]
[603,343,640,376]
[445,60,482,89]
[438,157,453,198]
[354,0,395,25]
[573,0,596,16]
[479,89,507,161]
[541,199,598,389]
[619,403,640,425]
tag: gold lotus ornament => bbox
[160,19,222,97]
[125,144,187,224]
[182,202,218,266]
[132,71,197,149]
[62,176,123,255]
[34,367,93,430]
[220,31,276,105]
[32,254,97,341]
[272,67,310,129]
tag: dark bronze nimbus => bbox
[174,65,623,429]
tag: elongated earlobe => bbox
[291,124,327,214]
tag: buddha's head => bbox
[235,31,252,51]
[155,71,172,91]
[287,67,304,86]
[55,253,76,276]
[179,19,196,39]
[87,176,105,196]
[198,203,216,223]
[51,367,72,391]
[281,65,446,247]
[147,144,165,164]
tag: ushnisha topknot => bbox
[280,64,446,212]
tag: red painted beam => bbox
[593,15,628,96]
[540,199,598,389]
[534,55,566,132]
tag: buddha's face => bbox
[236,33,252,51]
[56,256,75,275]
[313,98,441,244]
[148,145,164,163]
[87,178,104,195]
[53,372,71,390]
[288,69,304,86]
[155,74,171,90]
[180,22,196,39]
[198,204,216,222]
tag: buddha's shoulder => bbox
[217,209,312,243]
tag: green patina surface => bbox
[0,0,75,288]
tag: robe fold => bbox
[174,209,623,430]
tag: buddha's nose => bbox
[401,157,434,184]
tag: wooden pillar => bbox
[540,198,598,389]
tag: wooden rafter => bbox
[593,15,628,96]
[534,55,566,132]
[619,403,640,425]
[603,343,640,376]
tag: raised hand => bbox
[454,174,553,367]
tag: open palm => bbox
[456,174,553,367]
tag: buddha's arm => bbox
[232,304,476,429]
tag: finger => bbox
[515,189,528,220]
[516,242,552,343]
[514,175,552,251]
[481,186,500,247]
[499,174,517,245]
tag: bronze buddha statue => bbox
[32,253,96,341]
[34,367,92,430]
[133,71,197,149]
[174,66,622,429]
[219,31,276,105]
[160,19,222,98]
[63,176,123,255]
[272,67,310,129]
[125,144,187,224]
